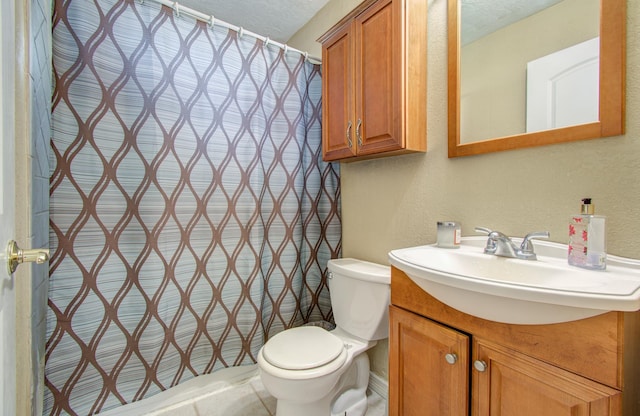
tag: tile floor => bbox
[100,365,387,416]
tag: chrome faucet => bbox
[475,227,550,260]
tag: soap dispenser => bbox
[568,198,606,270]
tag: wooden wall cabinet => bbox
[389,267,640,416]
[318,0,427,162]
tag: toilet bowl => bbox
[257,258,390,416]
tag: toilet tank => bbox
[327,258,391,341]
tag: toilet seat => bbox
[262,326,345,370]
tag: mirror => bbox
[448,0,626,158]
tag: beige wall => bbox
[289,0,640,381]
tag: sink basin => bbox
[388,236,640,325]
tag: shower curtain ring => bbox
[284,44,289,55]
[173,2,180,18]
[304,52,309,62]
[239,27,244,38]
[208,15,215,29]
[264,37,270,48]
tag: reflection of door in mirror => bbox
[526,37,599,133]
[460,0,599,144]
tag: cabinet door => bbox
[389,306,469,416]
[353,0,402,155]
[473,339,621,416]
[322,22,356,161]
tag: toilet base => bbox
[330,354,370,416]
[275,391,368,416]
[275,395,332,416]
[271,354,371,416]
[330,389,367,416]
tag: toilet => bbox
[257,258,390,416]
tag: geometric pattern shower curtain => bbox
[46,1,341,414]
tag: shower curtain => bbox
[46,1,341,414]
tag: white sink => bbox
[388,236,640,325]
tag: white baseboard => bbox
[368,371,388,401]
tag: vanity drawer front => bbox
[391,267,622,388]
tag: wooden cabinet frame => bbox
[319,0,427,162]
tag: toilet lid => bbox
[262,326,345,370]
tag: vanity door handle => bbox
[445,353,458,365]
[473,360,487,372]
[346,120,353,148]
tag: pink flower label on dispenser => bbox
[568,199,606,271]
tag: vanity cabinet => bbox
[389,267,639,416]
[318,0,426,162]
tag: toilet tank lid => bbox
[327,258,390,285]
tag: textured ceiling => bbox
[174,0,330,43]
[174,0,566,47]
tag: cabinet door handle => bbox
[346,120,353,148]
[356,118,363,146]
[445,353,458,365]
[473,360,487,372]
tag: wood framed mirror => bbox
[448,0,626,158]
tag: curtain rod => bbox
[139,0,322,65]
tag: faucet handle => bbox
[474,227,497,254]
[474,227,493,235]
[519,231,550,260]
